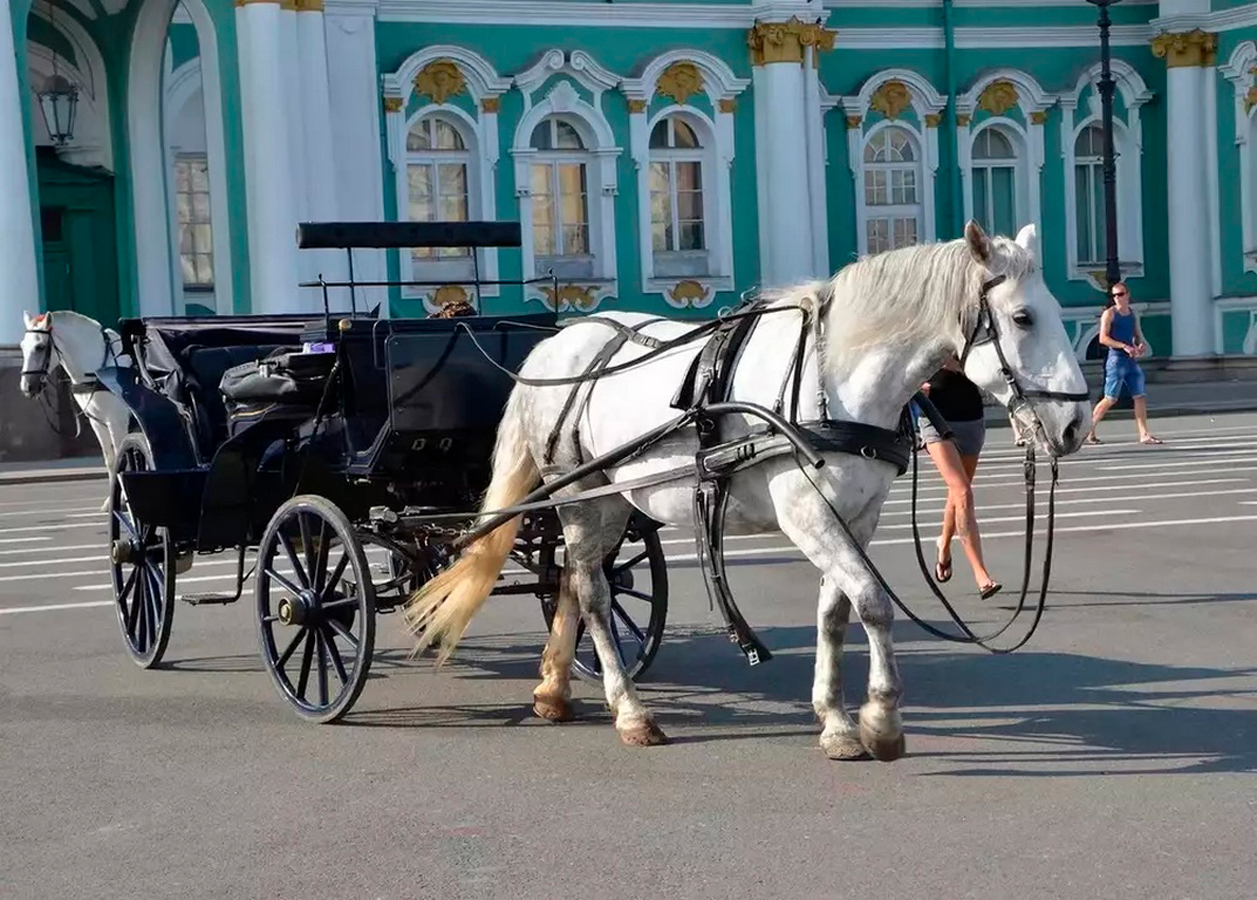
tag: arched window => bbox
[406,114,471,266]
[862,126,922,255]
[1073,123,1107,266]
[648,116,707,277]
[528,116,592,278]
[971,127,1017,238]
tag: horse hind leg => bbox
[560,499,666,746]
[533,565,579,723]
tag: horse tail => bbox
[404,387,540,665]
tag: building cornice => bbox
[1153,4,1257,35]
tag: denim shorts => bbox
[919,416,987,458]
[1103,353,1146,399]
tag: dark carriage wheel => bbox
[255,495,376,724]
[542,514,669,685]
[108,434,175,669]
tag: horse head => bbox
[19,311,56,398]
[956,220,1090,458]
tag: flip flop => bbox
[1140,436,1163,445]
[934,557,952,584]
[979,581,1002,600]
[1085,435,1102,445]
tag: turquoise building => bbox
[3,0,1257,361]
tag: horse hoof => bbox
[820,730,870,760]
[532,695,574,723]
[859,702,906,762]
[618,719,668,747]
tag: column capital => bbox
[746,17,835,67]
[1150,29,1218,68]
[295,0,324,11]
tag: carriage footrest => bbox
[180,592,242,606]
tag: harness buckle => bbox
[860,445,877,460]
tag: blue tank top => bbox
[1108,308,1136,356]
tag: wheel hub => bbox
[277,589,320,626]
[111,538,141,565]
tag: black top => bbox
[924,368,985,422]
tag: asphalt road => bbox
[2,412,1256,900]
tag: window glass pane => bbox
[438,163,466,198]
[560,191,587,230]
[677,189,703,221]
[649,120,668,149]
[555,120,584,150]
[1076,124,1104,159]
[557,163,586,198]
[408,164,433,199]
[894,217,918,247]
[679,221,704,252]
[192,191,211,222]
[867,218,888,254]
[407,121,431,151]
[180,255,196,284]
[194,224,213,253]
[1074,163,1093,261]
[196,254,214,286]
[864,136,883,164]
[190,161,209,193]
[672,119,699,149]
[561,223,589,255]
[991,165,1015,236]
[176,163,191,193]
[179,226,193,254]
[434,120,464,150]
[530,164,551,197]
[530,122,552,151]
[649,161,670,195]
[532,196,555,255]
[865,170,887,206]
[974,128,1014,160]
[888,127,913,161]
[1090,162,1107,261]
[973,169,989,233]
[675,161,701,192]
[650,189,670,227]
[442,194,468,221]
[651,222,670,252]
[177,192,191,223]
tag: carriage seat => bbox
[181,343,298,454]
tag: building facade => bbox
[3,0,1257,360]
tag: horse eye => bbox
[1012,310,1034,328]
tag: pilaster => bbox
[1152,29,1218,356]
[0,0,39,343]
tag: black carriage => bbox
[96,222,668,723]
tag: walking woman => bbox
[911,358,1002,600]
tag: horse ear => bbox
[1014,223,1039,261]
[964,219,992,265]
[22,310,34,328]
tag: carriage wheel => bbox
[541,513,669,685]
[108,433,175,669]
[255,495,376,724]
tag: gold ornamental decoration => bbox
[924,113,941,128]
[1247,86,1257,115]
[383,96,403,113]
[977,80,1019,117]
[1150,29,1218,68]
[747,17,835,66]
[870,80,912,120]
[414,59,466,104]
[845,115,862,128]
[718,98,736,114]
[541,284,599,312]
[1030,111,1048,125]
[657,61,704,105]
[665,280,712,309]
[627,99,647,114]
[480,97,501,113]
[956,113,972,127]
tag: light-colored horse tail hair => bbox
[404,387,540,666]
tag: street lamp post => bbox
[1087,0,1123,290]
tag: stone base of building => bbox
[0,351,104,464]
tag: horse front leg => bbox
[533,566,578,723]
[776,476,905,762]
[813,575,867,760]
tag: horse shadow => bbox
[346,616,1257,777]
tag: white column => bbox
[323,5,388,315]
[803,46,829,277]
[1155,30,1217,357]
[296,0,348,308]
[237,0,300,314]
[749,15,831,286]
[0,0,40,344]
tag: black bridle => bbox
[21,326,57,392]
[959,274,1092,446]
[21,316,113,438]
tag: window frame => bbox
[964,121,1027,242]
[173,152,215,294]
[527,117,595,279]
[647,114,711,279]
[860,123,925,256]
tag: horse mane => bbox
[760,234,1038,369]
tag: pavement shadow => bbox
[1040,589,1257,609]
[344,621,1257,776]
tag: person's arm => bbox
[1132,310,1147,357]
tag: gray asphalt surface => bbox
[2,412,1256,899]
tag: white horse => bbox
[404,221,1090,761]
[19,309,133,510]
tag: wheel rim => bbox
[257,499,375,722]
[545,515,668,684]
[109,441,173,668]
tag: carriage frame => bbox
[96,221,671,723]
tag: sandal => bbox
[1140,435,1163,445]
[934,541,952,584]
[979,581,1002,600]
[1085,434,1102,445]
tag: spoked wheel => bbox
[541,513,669,685]
[255,495,376,723]
[108,434,175,669]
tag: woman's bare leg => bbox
[925,439,996,591]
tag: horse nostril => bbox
[1063,419,1081,447]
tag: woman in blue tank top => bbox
[1085,281,1162,444]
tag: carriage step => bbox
[180,592,241,606]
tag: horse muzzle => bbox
[19,374,45,398]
